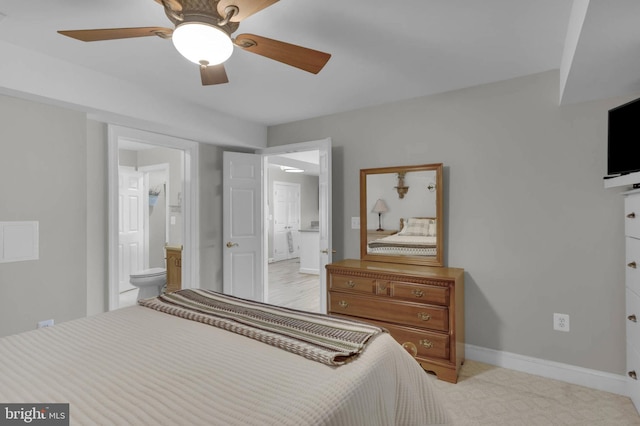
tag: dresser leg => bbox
[419,362,459,384]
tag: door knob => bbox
[321,249,337,254]
[226,241,238,248]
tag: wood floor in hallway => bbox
[268,258,321,313]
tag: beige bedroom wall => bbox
[0,95,88,337]
[267,70,632,375]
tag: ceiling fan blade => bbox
[217,0,279,22]
[200,63,229,86]
[234,33,331,74]
[58,27,173,42]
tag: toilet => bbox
[129,268,166,300]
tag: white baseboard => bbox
[465,344,629,397]
[298,268,319,275]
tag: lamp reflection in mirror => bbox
[371,199,389,231]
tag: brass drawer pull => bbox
[628,212,636,219]
[402,342,418,357]
[338,300,349,309]
[411,289,424,298]
[629,314,638,323]
[345,280,356,288]
[630,370,638,380]
[379,283,387,291]
[419,339,433,349]
[629,262,637,269]
[417,312,431,321]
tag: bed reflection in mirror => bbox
[360,164,443,267]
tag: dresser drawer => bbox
[626,194,640,238]
[627,341,640,412]
[627,237,640,296]
[329,274,376,294]
[328,292,448,332]
[386,281,450,305]
[628,287,640,354]
[383,323,450,361]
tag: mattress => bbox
[0,299,450,425]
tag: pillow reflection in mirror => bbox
[398,217,436,237]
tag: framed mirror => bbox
[360,163,443,266]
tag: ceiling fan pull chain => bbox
[218,5,239,26]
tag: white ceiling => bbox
[0,0,638,129]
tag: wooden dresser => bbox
[326,259,464,383]
[165,245,182,294]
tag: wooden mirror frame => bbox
[360,163,443,266]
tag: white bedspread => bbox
[368,234,438,256]
[0,305,450,425]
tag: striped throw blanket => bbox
[138,289,385,366]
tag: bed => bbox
[367,217,437,256]
[0,289,449,425]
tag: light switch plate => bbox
[351,217,360,229]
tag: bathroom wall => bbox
[117,147,184,268]
[137,148,184,248]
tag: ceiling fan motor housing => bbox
[165,0,239,36]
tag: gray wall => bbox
[0,95,88,336]
[268,70,631,375]
[0,94,226,333]
[199,143,224,292]
[86,120,108,316]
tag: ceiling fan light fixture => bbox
[172,22,233,66]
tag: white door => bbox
[118,167,144,293]
[222,151,264,301]
[273,181,300,261]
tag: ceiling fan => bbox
[58,0,331,86]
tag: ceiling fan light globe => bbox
[172,22,233,66]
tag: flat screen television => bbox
[608,96,640,176]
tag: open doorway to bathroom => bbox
[107,124,200,311]
[117,141,184,308]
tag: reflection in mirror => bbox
[360,163,443,267]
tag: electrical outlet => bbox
[351,217,360,229]
[553,313,570,332]
[37,319,54,329]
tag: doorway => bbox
[267,159,318,311]
[107,125,200,311]
[116,146,179,308]
[222,138,331,313]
